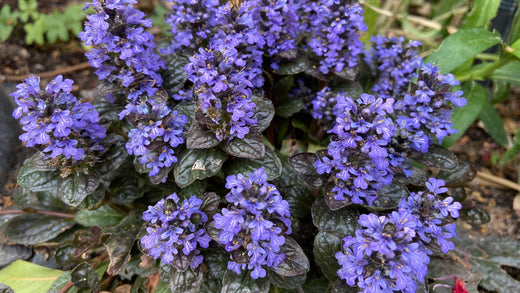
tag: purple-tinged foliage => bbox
[336,211,430,293]
[315,93,395,205]
[302,0,366,74]
[11,75,106,161]
[141,193,211,268]
[213,167,291,279]
[79,0,164,102]
[365,36,423,100]
[123,99,187,178]
[399,177,462,253]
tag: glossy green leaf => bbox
[226,147,282,181]
[173,102,197,129]
[28,152,56,172]
[412,144,458,170]
[47,271,75,293]
[221,270,270,293]
[289,152,325,187]
[276,97,305,118]
[313,231,342,281]
[0,260,63,293]
[221,130,265,159]
[271,236,310,277]
[108,173,144,205]
[71,262,100,292]
[371,182,410,210]
[58,171,100,207]
[186,123,220,149]
[461,207,491,225]
[274,57,310,75]
[174,148,227,188]
[104,213,142,275]
[97,135,128,178]
[268,271,306,289]
[443,81,487,147]
[17,160,59,192]
[478,99,509,147]
[202,249,229,280]
[75,205,124,228]
[462,0,500,28]
[424,28,501,74]
[437,161,476,183]
[275,157,314,218]
[250,95,275,133]
[169,267,203,293]
[312,198,359,235]
[199,192,220,214]
[5,214,74,245]
[160,54,188,96]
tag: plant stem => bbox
[456,54,515,82]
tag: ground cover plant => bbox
[2,0,520,292]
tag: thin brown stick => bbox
[476,171,520,192]
[57,281,74,293]
[3,62,92,82]
[0,209,76,218]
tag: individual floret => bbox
[213,167,291,279]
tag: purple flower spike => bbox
[11,75,106,162]
[141,193,211,268]
[213,167,291,279]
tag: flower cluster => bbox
[11,75,106,162]
[213,167,291,279]
[365,36,423,99]
[309,86,342,124]
[399,177,462,253]
[336,211,430,293]
[141,193,211,268]
[393,63,466,149]
[79,0,164,103]
[315,93,395,205]
[302,0,366,74]
[259,0,301,69]
[163,0,221,54]
[122,99,187,178]
[186,40,260,141]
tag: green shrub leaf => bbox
[0,260,63,293]
[425,28,501,74]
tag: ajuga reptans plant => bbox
[6,1,477,292]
